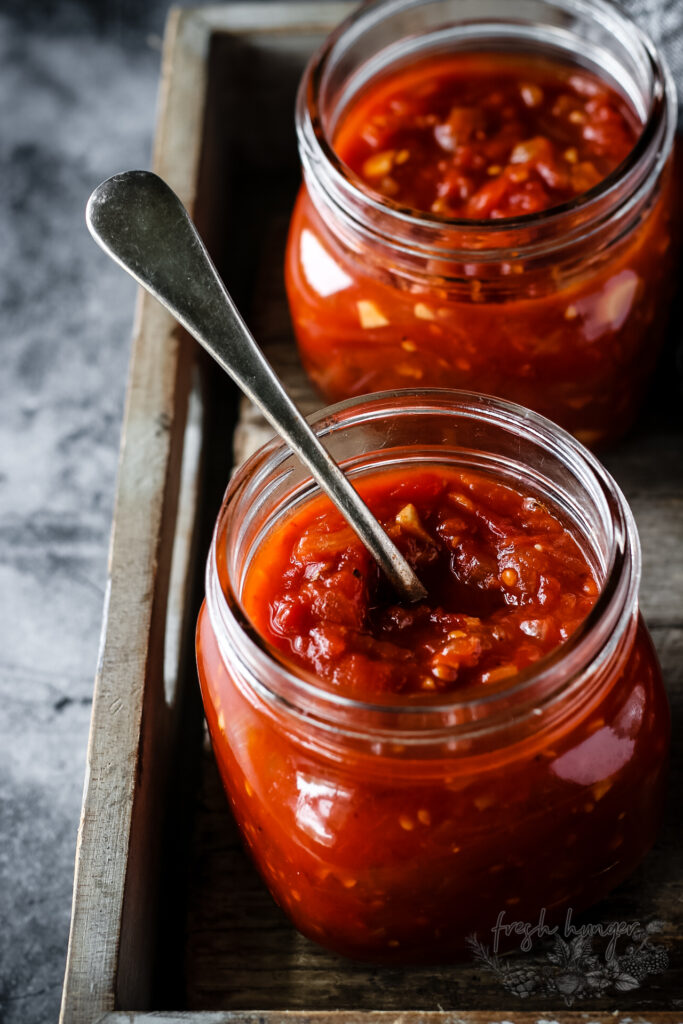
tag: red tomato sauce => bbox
[335,54,638,218]
[242,466,599,697]
[197,600,667,961]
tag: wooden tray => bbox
[60,5,683,1022]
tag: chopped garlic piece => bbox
[433,664,457,682]
[396,363,423,379]
[394,503,433,542]
[357,299,389,329]
[414,302,436,320]
[520,83,543,108]
[598,271,638,331]
[481,664,517,684]
[362,149,395,178]
[510,139,536,164]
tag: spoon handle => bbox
[86,171,427,603]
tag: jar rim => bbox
[296,0,676,261]
[205,389,641,742]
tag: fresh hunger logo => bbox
[467,912,670,1005]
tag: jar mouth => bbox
[296,0,676,261]
[206,390,641,742]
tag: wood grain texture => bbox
[99,1014,683,1024]
[61,5,683,1023]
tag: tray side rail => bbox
[59,9,211,1022]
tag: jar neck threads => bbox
[296,0,675,273]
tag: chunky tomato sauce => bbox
[286,51,674,445]
[242,466,598,697]
[196,461,669,961]
[336,54,637,218]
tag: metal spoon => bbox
[86,170,427,603]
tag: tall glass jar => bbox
[196,390,669,963]
[285,0,676,447]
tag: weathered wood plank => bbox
[99,1013,683,1024]
[59,6,212,1022]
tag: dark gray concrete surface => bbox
[0,3,169,1022]
[1,2,682,1023]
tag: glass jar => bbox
[196,390,669,963]
[285,0,676,447]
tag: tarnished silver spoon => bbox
[86,171,427,603]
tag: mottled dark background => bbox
[1,2,169,1022]
[0,1,682,1023]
